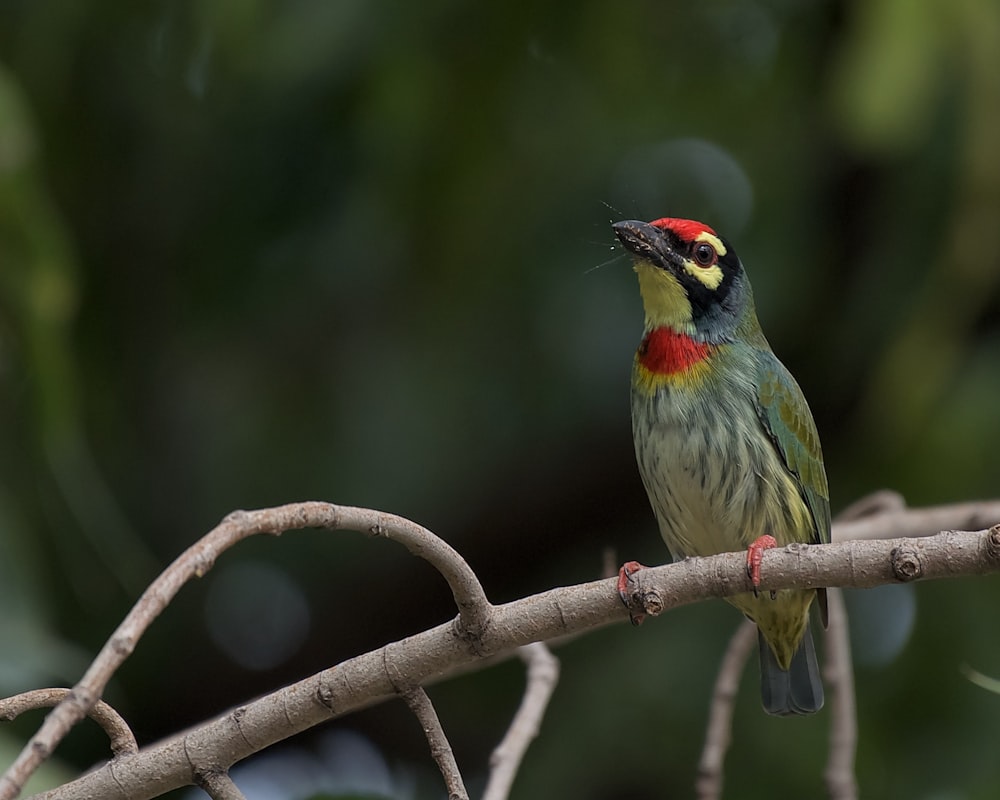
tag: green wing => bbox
[754,351,831,547]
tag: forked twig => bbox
[6,499,1000,800]
[20,525,1000,800]
[0,503,490,800]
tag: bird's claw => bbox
[617,560,648,625]
[746,535,778,598]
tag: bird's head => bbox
[613,217,752,340]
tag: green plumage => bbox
[755,349,831,548]
[615,218,830,716]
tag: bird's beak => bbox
[612,220,684,272]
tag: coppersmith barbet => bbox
[614,217,830,716]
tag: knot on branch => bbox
[623,577,664,622]
[638,588,664,617]
[451,614,490,656]
[110,634,135,658]
[986,525,1000,561]
[316,683,337,713]
[191,552,217,578]
[29,740,51,759]
[889,545,923,582]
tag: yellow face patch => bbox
[634,261,696,332]
[681,231,727,291]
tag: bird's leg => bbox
[745,535,778,599]
[617,560,649,625]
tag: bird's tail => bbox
[758,622,824,716]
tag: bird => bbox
[612,216,830,716]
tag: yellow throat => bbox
[635,261,695,333]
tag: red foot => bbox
[617,560,648,625]
[746,535,778,597]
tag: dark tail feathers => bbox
[758,622,824,716]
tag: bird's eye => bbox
[693,242,717,267]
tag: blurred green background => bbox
[1,0,999,798]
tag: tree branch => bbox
[823,588,858,800]
[483,643,560,800]
[0,503,489,800]
[694,490,898,800]
[20,523,1000,800]
[693,591,860,800]
[620,526,1000,621]
[195,772,246,800]
[398,686,468,800]
[0,690,137,758]
[695,619,756,800]
[833,498,1000,541]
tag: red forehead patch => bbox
[650,217,717,242]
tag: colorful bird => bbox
[613,216,830,716]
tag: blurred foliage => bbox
[1,0,999,798]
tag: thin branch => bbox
[813,493,870,800]
[834,490,906,522]
[695,619,756,800]
[0,503,489,800]
[483,643,560,800]
[823,589,858,800]
[355,506,492,638]
[690,492,972,800]
[833,499,1000,542]
[195,772,246,800]
[27,524,1000,800]
[960,663,1000,694]
[398,686,467,800]
[0,690,137,758]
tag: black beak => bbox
[612,220,683,270]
